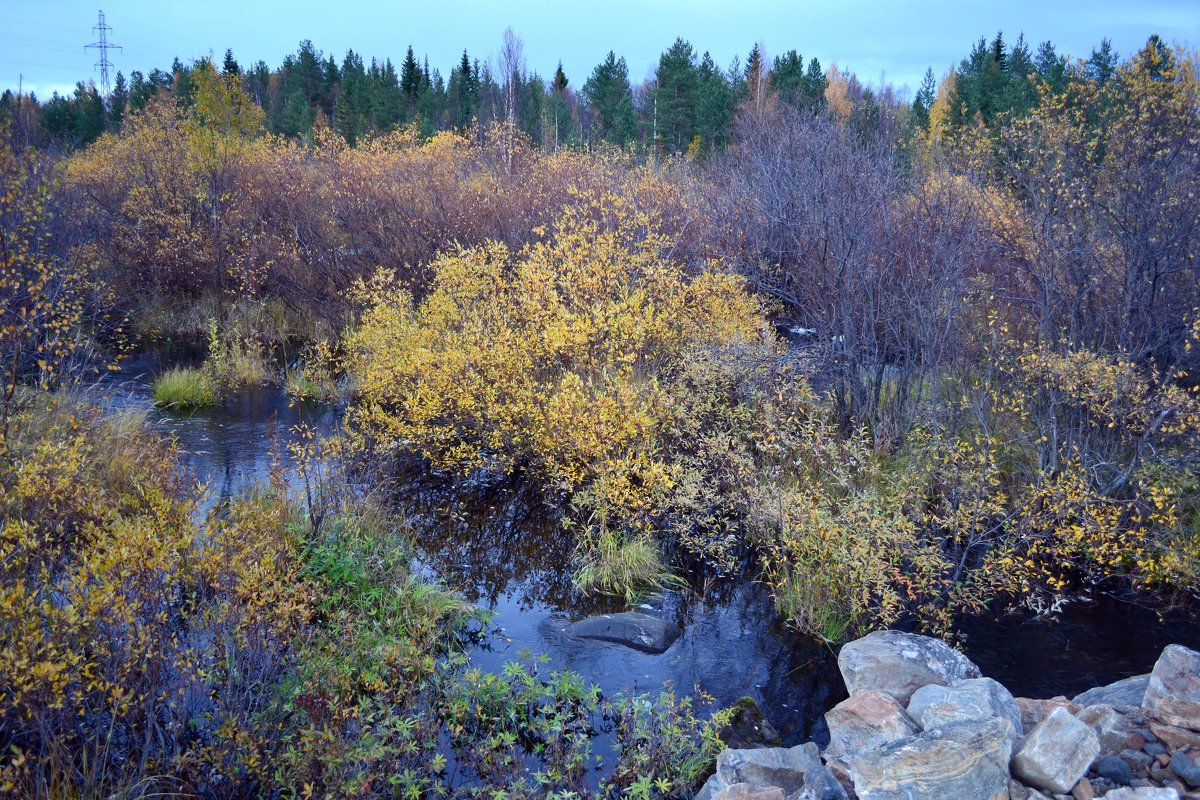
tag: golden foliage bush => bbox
[348,194,762,579]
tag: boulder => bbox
[824,690,920,760]
[846,717,1016,800]
[1145,645,1200,730]
[696,744,824,800]
[1150,723,1200,752]
[1102,788,1181,799]
[1073,674,1151,708]
[713,785,785,800]
[1077,704,1136,752]
[1017,696,1080,731]
[793,766,849,800]
[1171,747,1200,789]
[837,630,981,704]
[567,612,680,654]
[1011,707,1102,794]
[907,677,1023,733]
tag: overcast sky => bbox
[1,0,1196,100]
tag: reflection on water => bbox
[960,597,1200,700]
[97,345,1200,745]
[410,485,844,744]
[97,344,339,517]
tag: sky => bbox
[1,0,1196,101]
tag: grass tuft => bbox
[573,528,682,603]
[151,367,218,410]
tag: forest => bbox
[2,25,1199,799]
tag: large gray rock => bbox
[1102,788,1181,799]
[824,690,920,760]
[1144,645,1200,730]
[907,677,1023,733]
[1016,696,1080,731]
[846,717,1016,800]
[1076,704,1135,752]
[1073,674,1151,708]
[837,631,981,704]
[695,744,823,800]
[712,785,785,800]
[567,612,680,654]
[794,766,849,800]
[1170,746,1200,789]
[1011,706,1101,794]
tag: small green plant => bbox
[151,366,218,409]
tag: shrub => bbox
[347,193,767,595]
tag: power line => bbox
[84,9,121,95]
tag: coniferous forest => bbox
[2,23,1200,799]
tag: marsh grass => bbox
[573,528,683,603]
[151,366,218,409]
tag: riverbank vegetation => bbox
[2,24,1199,798]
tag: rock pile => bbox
[697,631,1200,800]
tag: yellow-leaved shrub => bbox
[348,194,768,592]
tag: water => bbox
[97,344,340,518]
[99,346,1200,745]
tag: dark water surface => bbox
[99,344,339,517]
[102,346,1200,743]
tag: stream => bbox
[101,345,1200,746]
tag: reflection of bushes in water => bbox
[406,480,607,613]
[0,397,730,798]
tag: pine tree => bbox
[110,71,129,129]
[911,67,936,129]
[744,43,766,106]
[655,38,699,154]
[1087,39,1119,85]
[800,57,827,111]
[695,52,732,154]
[770,50,805,107]
[582,51,636,147]
[222,49,241,76]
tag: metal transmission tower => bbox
[85,10,122,95]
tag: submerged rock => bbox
[567,611,680,653]
[1011,707,1101,794]
[719,697,783,749]
[837,630,981,704]
[1144,645,1200,730]
[846,716,1016,800]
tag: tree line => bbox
[0,29,1138,158]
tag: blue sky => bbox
[1,0,1196,100]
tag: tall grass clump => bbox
[151,365,218,409]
